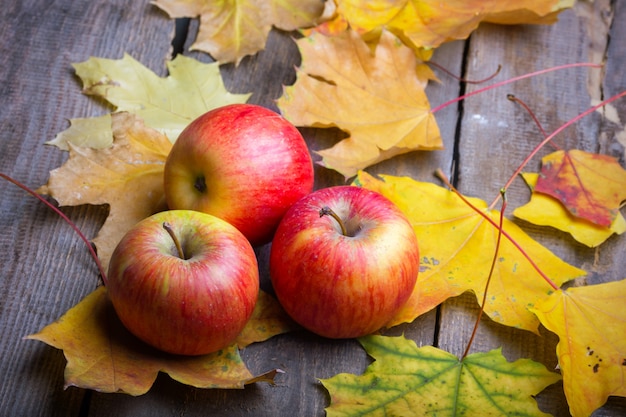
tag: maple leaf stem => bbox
[429,61,502,84]
[0,172,108,285]
[162,222,186,259]
[506,94,560,151]
[319,206,348,236]
[463,189,508,359]
[489,89,626,210]
[434,169,560,291]
[430,62,602,114]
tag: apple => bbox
[163,103,314,246]
[106,209,259,356]
[269,185,419,339]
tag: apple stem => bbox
[162,222,186,259]
[194,175,207,193]
[319,206,348,236]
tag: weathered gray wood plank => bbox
[438,1,626,415]
[0,1,173,416]
[1,0,624,416]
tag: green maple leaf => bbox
[321,335,561,417]
[48,53,250,150]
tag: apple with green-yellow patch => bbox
[106,209,259,356]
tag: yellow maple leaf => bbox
[39,113,172,272]
[48,53,249,150]
[355,171,586,332]
[335,0,575,52]
[152,0,327,64]
[530,279,626,417]
[514,173,626,248]
[277,29,442,179]
[235,291,298,348]
[26,286,291,395]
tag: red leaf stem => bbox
[435,169,559,291]
[490,89,626,209]
[431,62,602,114]
[0,172,108,284]
[462,189,507,360]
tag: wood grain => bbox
[0,1,624,416]
[0,2,172,416]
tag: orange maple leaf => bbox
[277,29,441,179]
[152,0,327,64]
[355,171,586,333]
[27,287,293,395]
[514,172,626,248]
[530,279,626,417]
[334,0,574,51]
[535,150,626,228]
[39,113,172,272]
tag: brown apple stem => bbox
[319,206,347,236]
[162,222,186,259]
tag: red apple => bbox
[269,186,419,339]
[107,210,259,356]
[163,103,314,246]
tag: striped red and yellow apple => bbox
[163,103,314,246]
[269,186,420,339]
[106,210,259,356]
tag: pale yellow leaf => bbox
[46,115,113,150]
[72,53,249,142]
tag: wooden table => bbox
[1,1,625,416]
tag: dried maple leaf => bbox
[49,53,250,149]
[277,29,441,179]
[514,173,626,247]
[322,335,561,417]
[152,0,326,64]
[535,149,626,228]
[235,290,298,348]
[334,0,574,52]
[39,113,172,272]
[27,286,292,395]
[530,279,626,417]
[355,171,586,333]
